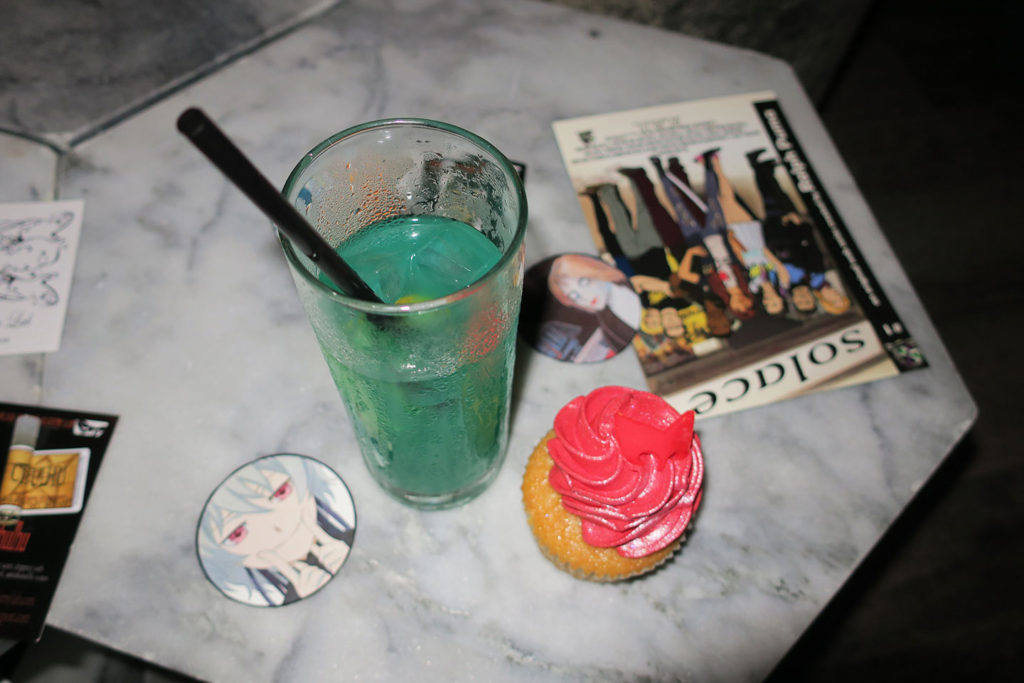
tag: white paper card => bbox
[0,200,84,355]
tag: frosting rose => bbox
[547,386,704,558]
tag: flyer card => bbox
[0,402,117,641]
[552,93,926,418]
[0,200,84,356]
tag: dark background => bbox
[774,0,1024,678]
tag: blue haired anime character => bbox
[197,454,355,607]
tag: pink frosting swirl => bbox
[547,386,704,558]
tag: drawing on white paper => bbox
[0,200,84,355]
[0,211,73,306]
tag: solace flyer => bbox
[0,402,117,641]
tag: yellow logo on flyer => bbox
[0,449,81,511]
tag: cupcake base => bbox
[521,431,681,582]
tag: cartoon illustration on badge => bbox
[197,454,356,607]
[520,253,641,363]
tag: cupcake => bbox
[522,385,704,581]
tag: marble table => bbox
[1,0,976,681]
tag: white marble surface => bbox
[6,0,975,680]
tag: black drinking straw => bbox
[176,108,382,303]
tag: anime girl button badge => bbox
[520,253,642,363]
[196,454,356,607]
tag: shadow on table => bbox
[2,627,198,683]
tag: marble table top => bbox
[0,0,976,681]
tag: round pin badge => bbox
[519,253,641,363]
[196,454,356,607]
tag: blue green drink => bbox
[279,120,527,508]
[324,215,510,500]
[335,215,502,305]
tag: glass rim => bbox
[278,117,528,315]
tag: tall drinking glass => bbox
[279,119,527,509]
